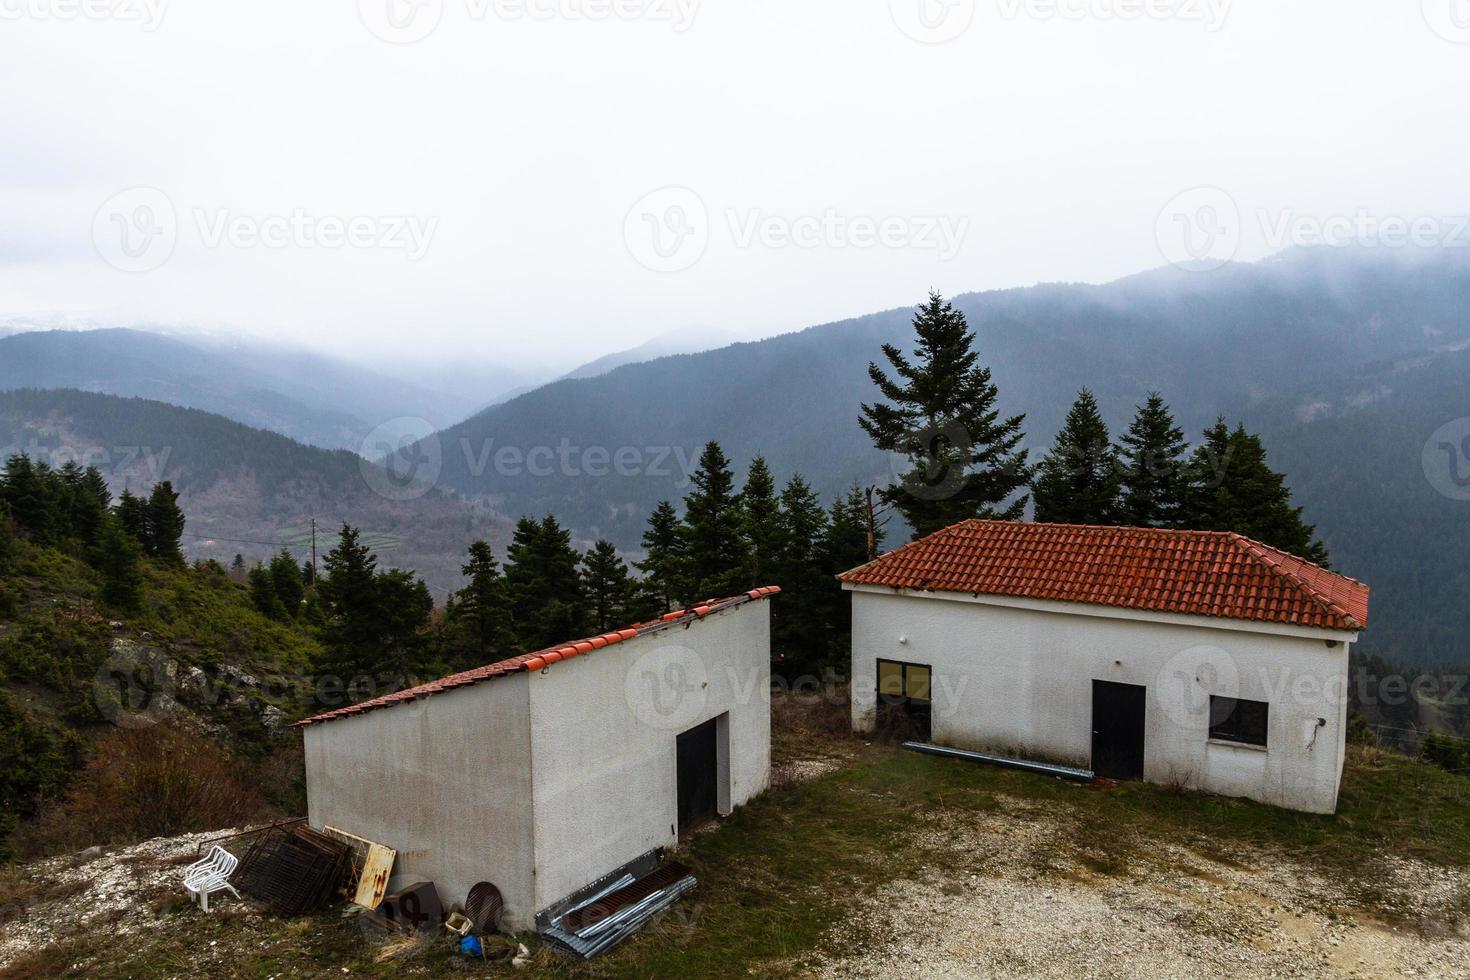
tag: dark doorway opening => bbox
[1091,680,1147,780]
[877,659,933,742]
[676,717,719,833]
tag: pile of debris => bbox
[540,860,697,960]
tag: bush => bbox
[1420,731,1469,775]
[20,719,271,854]
[0,693,79,860]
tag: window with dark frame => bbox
[1209,696,1269,747]
[876,658,932,741]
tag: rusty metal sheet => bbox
[323,825,398,911]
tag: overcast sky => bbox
[2,1,1467,375]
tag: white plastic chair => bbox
[183,845,240,912]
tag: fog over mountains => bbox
[2,246,1466,665]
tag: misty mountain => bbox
[0,328,484,453]
[414,247,1470,665]
[0,388,509,593]
[558,326,750,382]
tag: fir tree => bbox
[682,442,748,599]
[1031,389,1122,525]
[1185,420,1329,564]
[268,549,305,614]
[739,455,782,588]
[373,569,434,678]
[144,481,186,564]
[1116,391,1190,527]
[860,292,1031,536]
[0,455,57,545]
[248,564,287,620]
[637,500,688,611]
[772,475,829,672]
[444,540,515,666]
[96,517,143,612]
[316,524,381,676]
[820,485,883,670]
[582,540,643,632]
[115,489,148,544]
[505,515,587,650]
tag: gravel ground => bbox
[0,829,238,970]
[816,795,1470,979]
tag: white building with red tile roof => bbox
[840,521,1369,814]
[295,588,778,929]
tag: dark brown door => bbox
[1092,680,1146,780]
[676,718,718,833]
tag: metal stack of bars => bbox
[232,824,353,915]
[540,860,697,959]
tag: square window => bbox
[878,660,904,698]
[905,665,931,701]
[1210,696,1269,747]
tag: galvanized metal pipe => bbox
[902,741,1095,782]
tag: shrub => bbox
[21,719,271,853]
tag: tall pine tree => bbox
[682,442,749,599]
[505,515,587,650]
[444,540,515,667]
[771,475,829,673]
[1116,391,1190,527]
[144,481,186,564]
[637,500,688,612]
[739,455,782,588]
[1031,389,1122,525]
[860,292,1031,536]
[1185,420,1329,564]
[582,540,645,632]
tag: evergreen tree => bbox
[581,540,643,632]
[1031,389,1122,525]
[1185,420,1329,564]
[301,560,316,589]
[96,517,143,612]
[771,475,829,673]
[859,292,1031,536]
[0,511,16,576]
[444,540,515,666]
[75,466,113,548]
[739,455,782,587]
[0,455,57,545]
[637,501,688,611]
[116,489,149,544]
[248,564,287,620]
[316,524,381,676]
[682,442,748,600]
[505,515,587,650]
[268,549,305,615]
[820,485,883,670]
[144,481,186,564]
[373,569,434,677]
[1116,391,1190,527]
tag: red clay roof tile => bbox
[838,520,1367,633]
[293,586,781,729]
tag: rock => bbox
[77,846,103,861]
[261,705,288,736]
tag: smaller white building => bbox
[296,587,778,930]
[842,521,1369,814]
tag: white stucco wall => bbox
[527,602,771,914]
[302,672,537,923]
[848,587,1354,814]
[301,598,772,931]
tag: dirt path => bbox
[815,795,1470,979]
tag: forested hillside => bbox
[416,248,1470,665]
[0,389,509,592]
[0,328,479,451]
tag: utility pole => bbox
[864,486,878,561]
[310,517,318,586]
